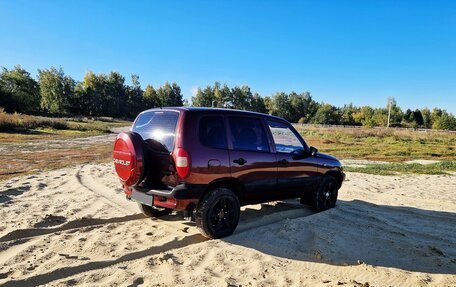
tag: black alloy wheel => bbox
[195,188,240,239]
[312,176,338,212]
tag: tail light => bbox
[174,147,191,178]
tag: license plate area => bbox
[131,190,153,206]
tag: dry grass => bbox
[0,111,131,180]
[1,123,455,181]
[0,109,130,134]
[0,143,113,181]
[295,125,456,161]
[0,129,108,144]
[0,109,69,131]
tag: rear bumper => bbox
[133,183,205,200]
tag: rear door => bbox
[227,116,277,203]
[266,120,320,197]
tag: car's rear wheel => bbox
[195,188,240,239]
[138,203,172,218]
[311,176,338,212]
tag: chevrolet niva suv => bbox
[113,107,344,238]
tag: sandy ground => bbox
[0,164,455,287]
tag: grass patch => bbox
[295,125,456,161]
[0,109,131,141]
[345,161,456,175]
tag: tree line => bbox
[1,65,455,130]
[0,65,183,118]
[192,83,456,130]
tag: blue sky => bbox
[1,0,455,113]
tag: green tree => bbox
[213,82,226,107]
[432,110,456,130]
[68,82,85,115]
[421,107,431,128]
[127,74,143,117]
[192,87,211,107]
[38,67,75,114]
[404,109,413,123]
[0,65,40,113]
[373,108,388,127]
[250,93,267,113]
[157,82,183,107]
[270,92,292,120]
[209,82,232,108]
[288,92,305,123]
[219,84,231,108]
[352,106,375,127]
[431,108,443,125]
[233,85,252,110]
[291,93,318,124]
[312,103,340,125]
[143,85,160,108]
[107,72,128,117]
[413,109,424,126]
[80,71,105,116]
[340,103,359,125]
[264,96,273,114]
[168,82,184,106]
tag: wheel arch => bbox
[202,177,245,202]
[324,169,344,188]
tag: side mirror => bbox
[309,146,318,156]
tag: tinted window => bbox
[229,117,269,152]
[132,111,179,152]
[199,116,227,149]
[267,121,304,153]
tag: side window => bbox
[229,117,270,152]
[267,121,304,153]
[199,116,227,149]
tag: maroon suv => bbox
[113,107,344,238]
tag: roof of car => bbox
[142,107,287,122]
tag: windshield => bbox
[132,111,179,152]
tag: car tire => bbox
[195,188,240,239]
[138,203,173,218]
[311,176,339,212]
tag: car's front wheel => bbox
[311,176,339,212]
[195,188,240,239]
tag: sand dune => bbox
[0,164,455,287]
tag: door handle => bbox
[278,159,288,165]
[233,158,247,165]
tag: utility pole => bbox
[387,98,392,128]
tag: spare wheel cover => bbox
[113,132,145,186]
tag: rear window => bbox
[132,111,179,152]
[199,116,227,149]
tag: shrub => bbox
[0,109,85,132]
